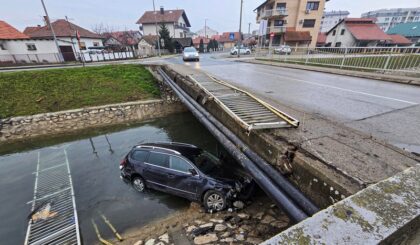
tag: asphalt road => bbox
[164,53,420,154]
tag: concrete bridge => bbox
[151,53,420,243]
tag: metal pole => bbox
[248,22,251,35]
[205,19,208,38]
[238,0,243,58]
[152,0,161,57]
[41,0,63,62]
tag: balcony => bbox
[174,24,190,31]
[267,26,286,34]
[261,8,288,19]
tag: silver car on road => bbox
[183,47,200,62]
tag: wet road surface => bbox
[163,53,420,153]
[0,113,219,245]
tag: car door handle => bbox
[167,174,175,178]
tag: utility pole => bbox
[152,0,161,56]
[41,0,63,62]
[248,22,251,35]
[237,0,243,58]
[205,19,208,38]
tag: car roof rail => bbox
[154,141,198,148]
[135,145,181,155]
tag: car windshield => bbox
[184,47,197,52]
[191,151,222,175]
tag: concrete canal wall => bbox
[160,64,419,210]
[0,100,186,142]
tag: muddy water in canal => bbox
[0,112,221,245]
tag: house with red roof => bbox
[103,31,142,51]
[23,19,104,61]
[136,7,191,39]
[0,20,60,64]
[325,18,392,47]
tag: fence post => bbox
[305,48,309,65]
[383,47,394,72]
[340,47,348,69]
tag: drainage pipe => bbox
[166,69,319,215]
[157,68,308,222]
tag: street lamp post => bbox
[41,0,63,62]
[205,18,208,38]
[152,0,161,57]
[237,0,243,58]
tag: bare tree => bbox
[91,23,115,35]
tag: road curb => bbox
[239,59,420,87]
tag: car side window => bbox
[170,156,192,173]
[147,152,169,168]
[131,150,149,162]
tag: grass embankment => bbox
[259,54,420,72]
[0,64,161,118]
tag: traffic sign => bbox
[270,32,275,38]
[229,33,235,40]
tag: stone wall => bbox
[0,100,185,142]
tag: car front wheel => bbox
[203,190,226,211]
[132,176,145,192]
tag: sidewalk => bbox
[240,58,420,86]
[0,54,180,72]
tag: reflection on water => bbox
[0,112,220,245]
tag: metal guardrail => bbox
[25,149,81,245]
[256,46,420,76]
[261,8,288,18]
[187,73,299,131]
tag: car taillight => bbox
[120,158,127,167]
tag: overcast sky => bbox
[1,0,419,34]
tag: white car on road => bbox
[230,47,252,55]
[274,45,292,55]
[183,47,200,62]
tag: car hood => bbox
[205,165,245,185]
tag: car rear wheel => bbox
[132,176,145,192]
[203,190,226,211]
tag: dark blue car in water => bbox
[120,142,254,211]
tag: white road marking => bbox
[208,65,418,105]
[285,77,418,105]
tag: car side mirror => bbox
[189,169,198,176]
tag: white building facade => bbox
[137,8,191,39]
[362,8,420,32]
[194,26,218,39]
[320,11,350,32]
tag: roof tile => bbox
[0,20,29,40]
[24,19,102,39]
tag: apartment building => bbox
[321,10,350,32]
[362,8,420,32]
[255,0,328,48]
[136,7,191,38]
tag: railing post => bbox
[383,47,394,72]
[305,48,309,65]
[340,47,348,69]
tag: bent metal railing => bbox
[24,149,81,245]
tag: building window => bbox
[306,1,320,11]
[93,42,100,47]
[274,20,285,26]
[340,29,345,35]
[79,42,86,50]
[26,43,37,51]
[303,19,316,28]
[276,3,286,9]
[335,42,342,47]
[0,43,5,50]
[332,30,336,36]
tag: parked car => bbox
[183,47,200,61]
[120,142,255,211]
[274,45,292,55]
[230,46,252,55]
